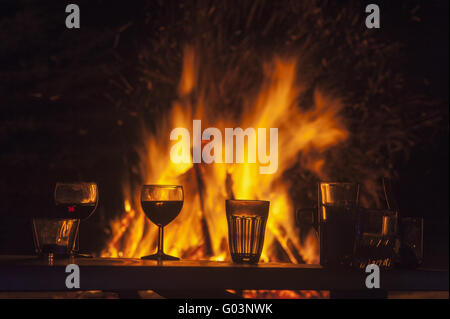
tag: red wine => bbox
[54,203,96,220]
[141,200,183,226]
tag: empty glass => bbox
[398,217,424,268]
[354,209,399,269]
[32,218,79,257]
[226,200,270,264]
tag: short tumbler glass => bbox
[32,218,80,257]
[354,209,399,269]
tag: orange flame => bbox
[102,46,347,267]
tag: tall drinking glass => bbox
[318,182,360,267]
[226,200,269,264]
[140,185,184,260]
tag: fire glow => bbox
[102,46,348,271]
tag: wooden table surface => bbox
[0,255,448,293]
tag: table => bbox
[0,256,448,298]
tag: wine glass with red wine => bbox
[140,185,183,260]
[54,182,98,257]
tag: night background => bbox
[0,0,448,269]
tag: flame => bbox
[102,46,347,270]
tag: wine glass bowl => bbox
[54,182,98,220]
[140,185,184,261]
[52,182,98,257]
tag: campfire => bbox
[0,0,447,302]
[101,46,347,273]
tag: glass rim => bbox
[318,182,359,186]
[54,182,99,203]
[363,208,398,214]
[401,216,424,222]
[140,184,184,201]
[32,217,80,222]
[226,199,270,204]
[141,184,183,188]
[55,182,98,186]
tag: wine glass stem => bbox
[74,220,80,253]
[157,226,164,255]
[76,225,79,252]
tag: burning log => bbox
[102,45,345,266]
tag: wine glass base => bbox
[37,252,71,260]
[141,253,179,261]
[71,252,93,258]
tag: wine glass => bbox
[140,185,184,260]
[54,182,98,257]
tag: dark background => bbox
[0,1,448,267]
